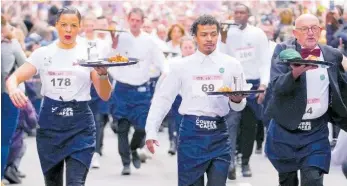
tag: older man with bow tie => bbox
[265,14,347,186]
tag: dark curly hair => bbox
[190,15,220,36]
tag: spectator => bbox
[166,24,185,55]
[274,8,294,42]
[1,15,26,184]
[326,11,341,48]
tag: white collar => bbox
[195,49,219,64]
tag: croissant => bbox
[218,86,233,92]
[108,55,128,63]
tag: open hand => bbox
[256,84,267,104]
[146,139,160,154]
[9,88,28,109]
[290,64,318,79]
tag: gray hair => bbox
[180,36,195,48]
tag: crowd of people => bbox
[1,0,347,186]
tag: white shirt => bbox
[302,48,329,120]
[150,36,169,78]
[269,40,277,56]
[107,32,165,86]
[153,36,170,52]
[154,56,183,93]
[332,130,347,165]
[27,41,93,101]
[263,40,278,84]
[167,40,182,56]
[220,25,270,85]
[146,49,248,141]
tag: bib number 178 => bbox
[51,78,71,87]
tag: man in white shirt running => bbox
[220,3,270,179]
[146,15,248,186]
[107,8,165,175]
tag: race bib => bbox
[236,46,255,62]
[302,98,321,119]
[45,71,76,95]
[192,75,223,96]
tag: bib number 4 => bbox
[306,107,313,114]
[51,78,71,87]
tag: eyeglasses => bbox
[295,25,321,34]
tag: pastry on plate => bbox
[218,86,233,92]
[108,55,128,63]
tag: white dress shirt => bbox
[154,56,183,93]
[220,24,270,85]
[107,32,166,86]
[27,41,93,101]
[150,35,169,78]
[146,49,248,141]
[167,40,182,56]
[303,48,329,120]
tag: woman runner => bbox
[6,7,112,186]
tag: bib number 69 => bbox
[202,84,214,92]
[51,78,71,87]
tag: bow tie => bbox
[301,48,321,59]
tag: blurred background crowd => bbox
[1,0,346,54]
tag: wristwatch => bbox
[98,73,108,80]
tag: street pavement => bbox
[5,126,346,186]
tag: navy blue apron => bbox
[177,115,231,186]
[1,93,19,177]
[149,76,160,97]
[36,96,96,173]
[262,84,272,128]
[111,81,151,129]
[89,85,110,115]
[265,114,331,174]
[167,95,183,132]
[246,79,263,121]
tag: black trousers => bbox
[279,167,323,186]
[44,157,89,186]
[189,156,229,186]
[117,119,146,166]
[237,105,257,165]
[95,114,109,155]
[256,120,265,148]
